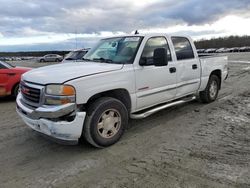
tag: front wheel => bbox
[199,75,220,103]
[83,97,128,148]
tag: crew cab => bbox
[16,33,228,148]
[0,61,31,97]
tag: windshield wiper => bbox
[82,58,92,61]
[93,58,114,63]
[65,58,75,60]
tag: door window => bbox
[171,37,194,60]
[141,37,172,66]
[0,61,12,69]
[0,64,5,69]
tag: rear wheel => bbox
[83,97,128,148]
[199,75,220,103]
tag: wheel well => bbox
[210,69,221,89]
[86,89,131,113]
[11,82,19,95]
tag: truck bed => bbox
[198,55,228,91]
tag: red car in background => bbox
[0,61,31,97]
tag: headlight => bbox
[45,84,76,105]
[46,84,75,96]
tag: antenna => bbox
[75,27,78,49]
[134,30,139,35]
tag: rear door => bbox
[135,36,177,110]
[171,37,201,98]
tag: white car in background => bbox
[215,48,226,53]
[204,48,217,53]
[38,54,63,62]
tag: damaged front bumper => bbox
[16,93,86,143]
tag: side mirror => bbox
[139,57,147,66]
[153,48,168,66]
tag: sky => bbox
[1,0,250,52]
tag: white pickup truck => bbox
[16,33,228,147]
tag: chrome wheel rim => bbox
[209,80,218,99]
[97,109,121,139]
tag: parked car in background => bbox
[62,48,89,63]
[224,47,239,53]
[0,61,31,97]
[215,48,226,53]
[239,47,247,52]
[244,47,250,52]
[196,49,205,53]
[205,48,217,53]
[21,57,35,60]
[230,47,239,52]
[13,57,22,61]
[2,57,13,61]
[239,46,250,52]
[38,54,63,62]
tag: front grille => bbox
[20,82,41,106]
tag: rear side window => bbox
[0,64,5,69]
[141,37,172,66]
[171,37,194,60]
[0,61,11,69]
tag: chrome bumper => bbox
[16,93,86,142]
[16,93,76,119]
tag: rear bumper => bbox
[16,93,86,142]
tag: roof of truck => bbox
[104,33,192,39]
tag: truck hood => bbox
[22,62,123,85]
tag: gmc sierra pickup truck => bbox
[16,33,228,148]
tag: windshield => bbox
[0,61,14,68]
[84,36,143,64]
[64,50,88,60]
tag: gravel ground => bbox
[0,53,249,188]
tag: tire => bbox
[199,75,220,103]
[13,84,19,97]
[83,97,128,148]
[40,59,45,62]
[55,59,60,62]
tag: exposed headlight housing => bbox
[45,84,76,105]
[46,85,75,96]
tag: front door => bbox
[135,36,177,110]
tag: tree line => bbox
[0,51,70,57]
[194,35,250,49]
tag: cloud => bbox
[1,0,250,36]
